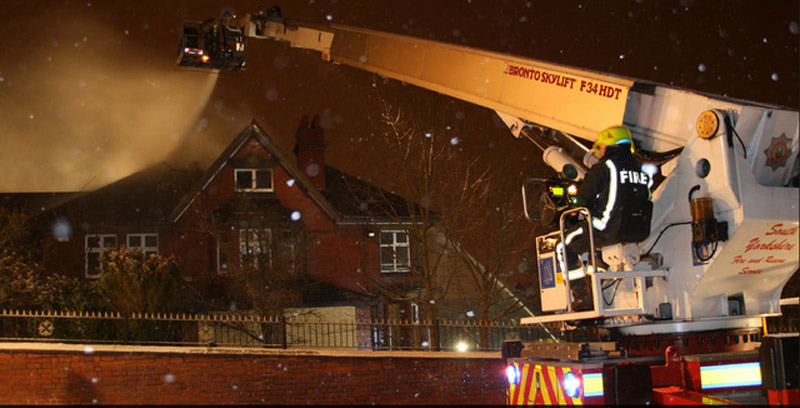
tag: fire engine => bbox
[175,8,799,405]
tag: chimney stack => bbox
[294,115,327,189]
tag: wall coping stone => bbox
[0,342,502,360]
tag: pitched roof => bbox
[36,162,202,229]
[0,192,85,216]
[321,166,423,224]
[170,120,423,227]
[171,120,343,224]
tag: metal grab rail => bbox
[558,207,596,313]
[521,177,542,224]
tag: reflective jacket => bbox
[576,144,653,244]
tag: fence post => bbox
[123,315,130,344]
[433,318,441,351]
[281,315,288,349]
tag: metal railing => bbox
[0,310,550,351]
[4,308,794,351]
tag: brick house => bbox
[30,117,429,325]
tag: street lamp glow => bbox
[456,342,469,352]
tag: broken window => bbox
[380,230,410,273]
[235,168,273,192]
[85,234,117,279]
[239,228,272,269]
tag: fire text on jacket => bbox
[619,170,649,185]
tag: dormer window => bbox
[235,168,273,192]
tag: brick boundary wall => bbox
[0,343,509,405]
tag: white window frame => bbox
[380,230,410,273]
[234,168,273,192]
[239,228,272,269]
[85,234,117,279]
[126,233,158,260]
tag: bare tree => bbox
[191,196,308,318]
[344,92,497,329]
[343,84,546,349]
[440,182,541,348]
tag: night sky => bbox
[0,0,797,193]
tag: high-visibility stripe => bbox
[583,372,604,398]
[700,362,762,389]
[561,367,583,406]
[508,368,517,405]
[567,269,585,281]
[559,228,588,280]
[507,364,516,405]
[564,227,584,246]
[533,366,546,405]
[593,160,617,231]
[512,364,605,406]
[641,163,655,201]
[556,242,566,273]
[528,365,537,406]
[559,367,570,405]
[551,366,561,405]
[510,363,527,405]
[521,364,534,406]
[511,363,539,406]
[507,381,513,404]
[542,366,556,405]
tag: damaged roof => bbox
[41,161,204,229]
[20,120,423,230]
[321,166,426,225]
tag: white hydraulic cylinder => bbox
[542,146,587,181]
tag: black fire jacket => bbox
[576,144,652,244]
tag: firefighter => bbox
[558,125,653,310]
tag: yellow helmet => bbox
[593,126,635,154]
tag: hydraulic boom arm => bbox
[180,11,633,142]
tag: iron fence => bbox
[5,308,793,351]
[0,310,551,351]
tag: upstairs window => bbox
[127,233,158,260]
[380,231,410,273]
[85,234,117,279]
[240,228,272,269]
[235,168,273,192]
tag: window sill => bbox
[234,189,275,193]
